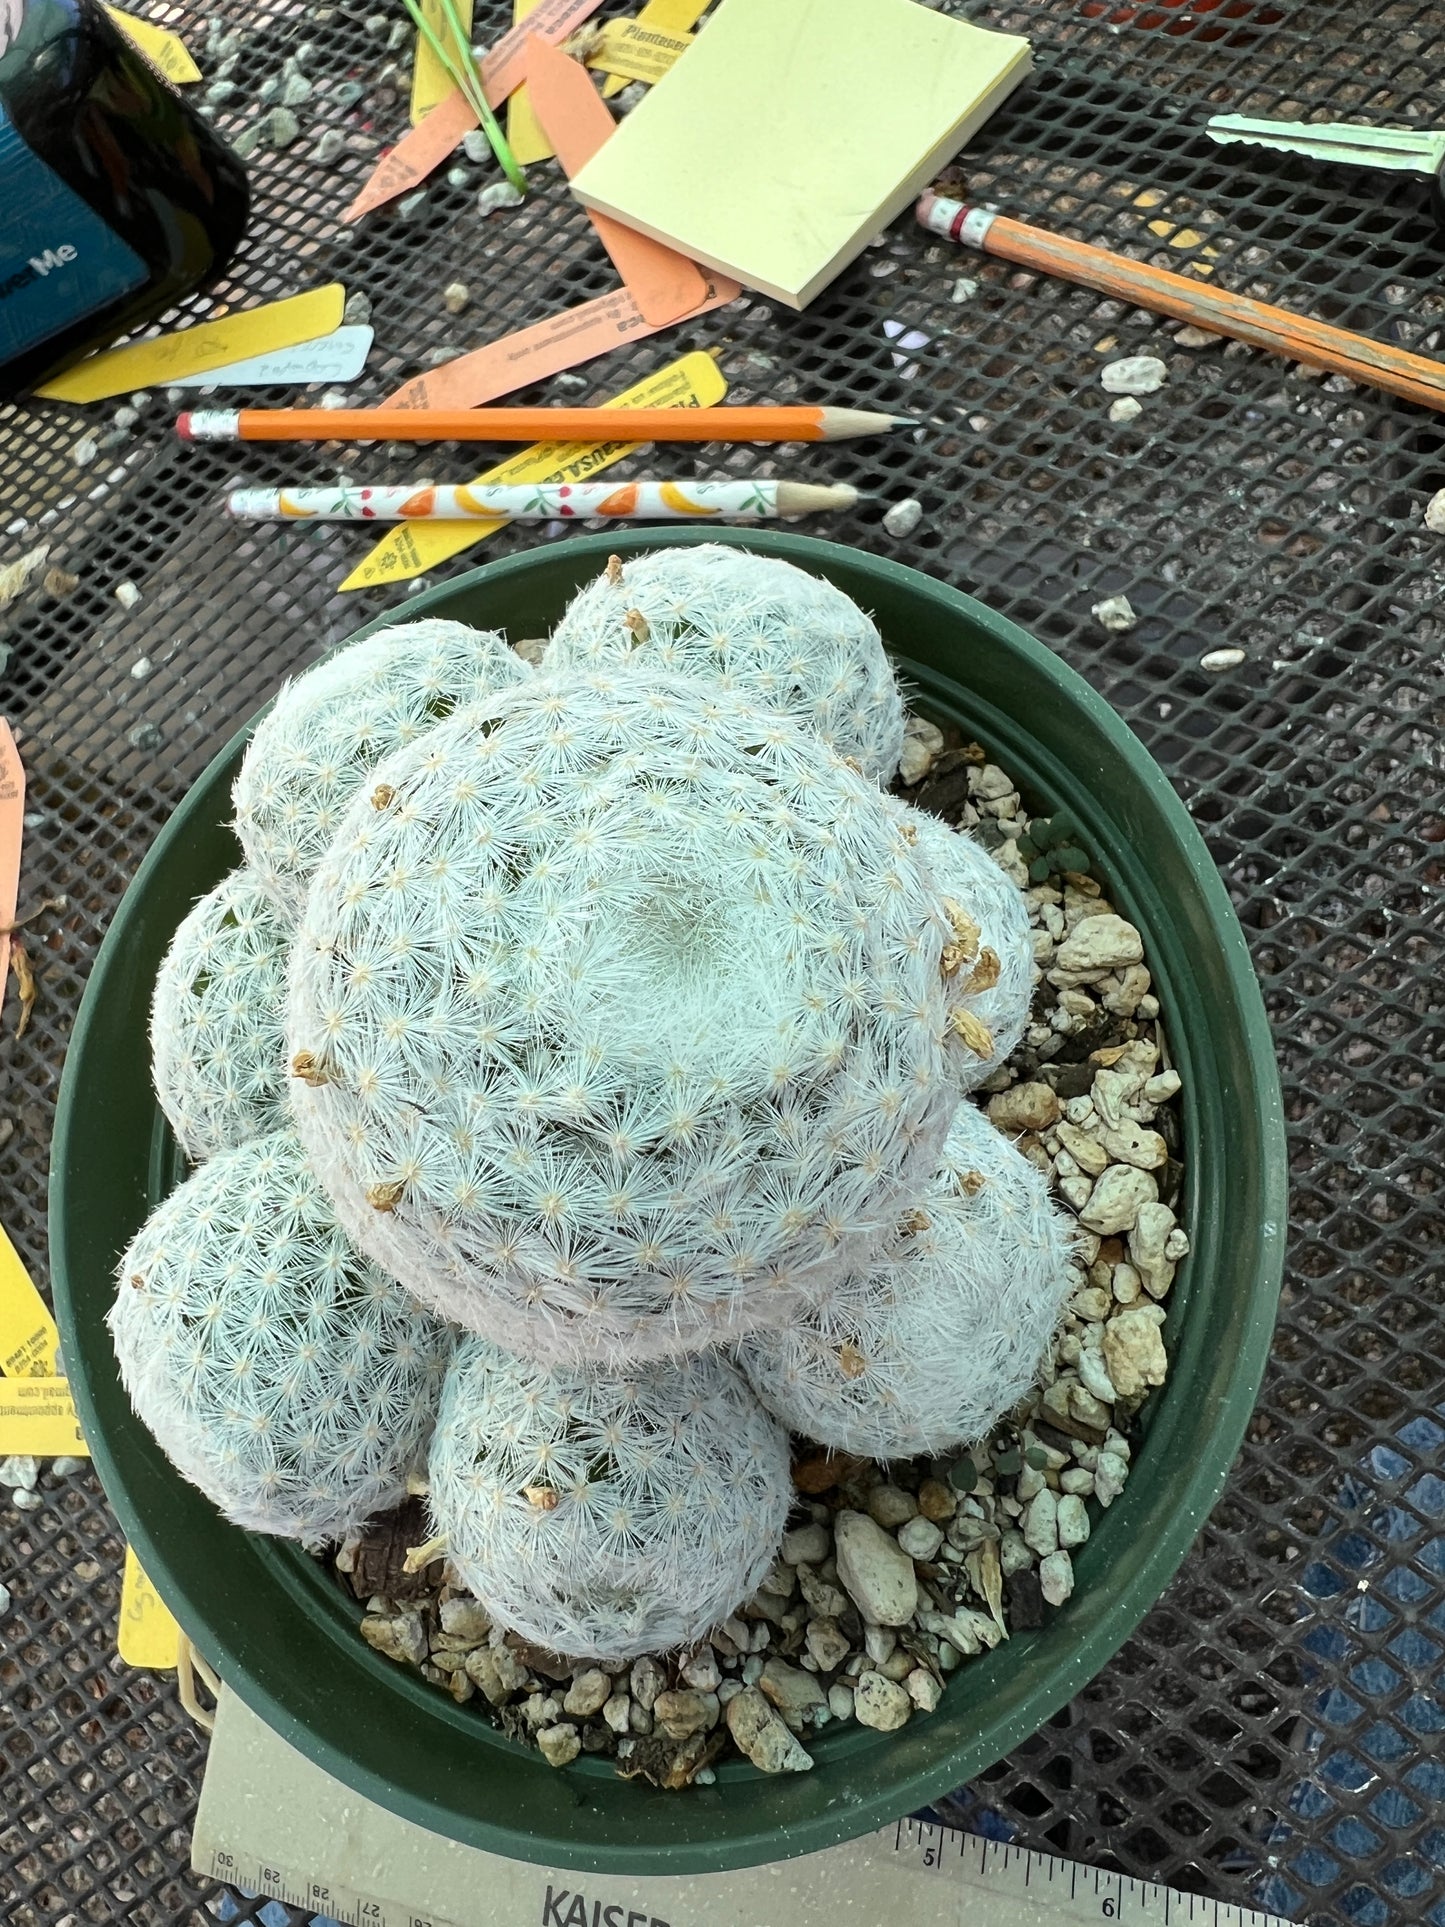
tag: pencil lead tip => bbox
[889,416,921,428]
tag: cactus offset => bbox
[150,868,290,1162]
[287,667,961,1368]
[737,1103,1073,1459]
[545,545,906,783]
[108,1130,452,1542]
[429,1336,790,1660]
[234,618,529,919]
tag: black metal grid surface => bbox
[2,1,1442,1922]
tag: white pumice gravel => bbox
[334,713,1184,1783]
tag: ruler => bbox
[194,1691,1291,1927]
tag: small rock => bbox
[232,126,263,160]
[446,164,471,186]
[438,1596,491,1642]
[987,1081,1060,1133]
[653,1688,715,1739]
[1108,396,1143,423]
[478,181,525,217]
[1092,594,1137,633]
[782,1522,830,1565]
[359,1613,426,1666]
[827,1682,855,1720]
[631,1655,665,1710]
[1425,487,1445,534]
[537,1722,581,1768]
[1101,355,1167,395]
[1080,1165,1157,1236]
[342,291,372,326]
[906,1668,942,1712]
[333,79,366,108]
[51,1456,86,1477]
[1094,1451,1129,1507]
[602,1692,631,1733]
[1112,1262,1143,1305]
[950,275,977,303]
[1022,1488,1059,1556]
[1077,1346,1117,1404]
[1056,1121,1109,1176]
[835,1511,918,1626]
[882,497,923,539]
[13,1487,41,1511]
[1005,1566,1045,1629]
[1056,1494,1091,1548]
[127,722,163,752]
[112,404,139,432]
[759,1658,827,1728]
[1174,325,1220,348]
[1039,1550,1075,1606]
[206,80,240,106]
[897,1516,944,1561]
[898,715,944,785]
[267,107,301,147]
[464,1642,527,1702]
[1053,913,1144,977]
[795,1564,848,1618]
[1200,647,1246,672]
[863,1623,896,1666]
[279,71,313,106]
[72,436,99,467]
[396,187,428,219]
[725,1686,814,1772]
[1,1455,39,1491]
[853,1670,912,1732]
[1145,1070,1182,1105]
[129,654,151,680]
[1060,1467,1095,1496]
[1096,1119,1167,1169]
[1165,1227,1190,1261]
[1130,1201,1178,1297]
[113,579,141,610]
[1102,1306,1168,1400]
[443,281,471,315]
[805,1617,851,1672]
[866,1484,918,1530]
[462,130,493,164]
[680,1645,721,1691]
[386,16,408,46]
[43,568,79,597]
[523,1694,562,1730]
[312,127,345,164]
[917,1477,957,1522]
[0,1582,10,1617]
[563,1668,612,1718]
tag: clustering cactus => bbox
[545,545,906,783]
[150,867,290,1162]
[109,1130,452,1541]
[901,804,1035,1087]
[429,1336,791,1660]
[234,617,528,919]
[737,1103,1073,1460]
[287,666,963,1369]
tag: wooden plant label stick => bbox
[523,37,708,326]
[0,1376,89,1456]
[383,276,738,409]
[35,286,346,402]
[0,720,21,1026]
[340,348,725,590]
[602,0,708,97]
[410,0,473,123]
[344,0,606,220]
[1,1220,61,1381]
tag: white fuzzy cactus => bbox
[108,1130,452,1542]
[150,867,291,1162]
[899,803,1034,1089]
[287,666,964,1369]
[234,618,528,920]
[737,1102,1072,1460]
[429,1335,790,1660]
[544,545,906,783]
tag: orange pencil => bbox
[175,405,915,445]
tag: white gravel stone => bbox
[1,1455,39,1491]
[0,1582,10,1617]
[866,1484,918,1529]
[759,1658,828,1727]
[1039,1550,1075,1606]
[853,1670,912,1731]
[113,579,141,610]
[630,1655,665,1711]
[478,181,524,217]
[882,497,923,538]
[602,1692,631,1732]
[1103,1307,1169,1399]
[563,1668,612,1717]
[898,716,944,785]
[907,1668,943,1712]
[1096,1119,1167,1169]
[1022,1488,1059,1556]
[537,1723,581,1767]
[1060,1468,1095,1496]
[1077,1346,1117,1404]
[806,1617,851,1672]
[726,1686,814,1771]
[781,1523,830,1565]
[1056,1495,1091,1548]
[680,1645,721,1692]
[1200,648,1246,673]
[13,1487,43,1512]
[50,1457,87,1477]
[1092,594,1137,632]
[1130,1201,1179,1296]
[1424,487,1445,534]
[1101,355,1167,395]
[897,1516,944,1561]
[1053,913,1144,976]
[1108,396,1143,423]
[863,1623,897,1666]
[828,1682,855,1721]
[1080,1165,1158,1235]
[1094,1451,1129,1507]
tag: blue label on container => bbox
[0,98,149,361]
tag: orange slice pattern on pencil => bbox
[658,482,718,515]
[279,490,321,518]
[398,487,438,516]
[597,484,640,514]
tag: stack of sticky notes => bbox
[571,0,1031,309]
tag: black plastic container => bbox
[0,0,248,398]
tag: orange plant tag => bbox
[344,0,607,221]
[0,719,22,1011]
[523,38,707,326]
[384,274,738,409]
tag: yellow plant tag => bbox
[0,1375,89,1456]
[410,0,474,124]
[507,0,554,164]
[35,286,347,404]
[119,1547,181,1669]
[105,6,202,84]
[601,0,707,96]
[340,349,726,591]
[587,17,691,86]
[0,1222,61,1380]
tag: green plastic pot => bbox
[50,530,1285,1876]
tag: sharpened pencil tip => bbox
[889,416,920,428]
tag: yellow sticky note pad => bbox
[1,1222,61,1380]
[106,5,202,84]
[508,0,554,165]
[602,0,708,97]
[340,350,726,591]
[0,1375,89,1457]
[410,0,473,124]
[35,286,346,404]
[119,1547,181,1670]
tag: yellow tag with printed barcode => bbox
[0,1375,89,1456]
[340,349,727,591]
[1,1221,61,1380]
[119,1546,181,1669]
[105,6,203,85]
[601,0,708,96]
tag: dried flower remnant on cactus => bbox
[287,667,961,1368]
[738,1103,1072,1459]
[895,802,1034,1089]
[149,868,290,1162]
[429,1336,791,1660]
[108,1131,452,1542]
[544,545,906,783]
[233,618,529,919]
